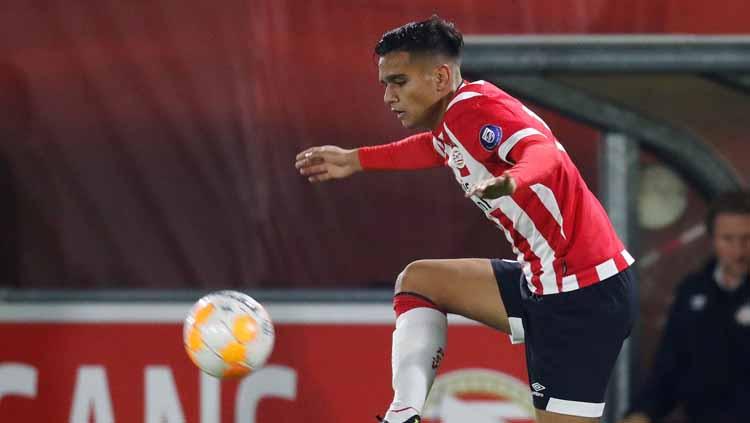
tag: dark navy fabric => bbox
[492,259,636,411]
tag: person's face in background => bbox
[713,212,750,280]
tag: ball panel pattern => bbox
[183,290,274,379]
[232,315,258,343]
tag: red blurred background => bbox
[1,0,748,289]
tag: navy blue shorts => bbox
[491,259,636,417]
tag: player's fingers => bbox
[296,147,318,160]
[465,183,483,198]
[295,155,324,169]
[308,172,332,183]
[295,147,320,162]
[295,150,310,162]
[299,163,328,176]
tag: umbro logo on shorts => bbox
[531,382,546,397]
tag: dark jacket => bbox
[630,259,750,423]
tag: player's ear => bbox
[434,64,451,92]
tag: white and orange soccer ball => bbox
[183,290,275,378]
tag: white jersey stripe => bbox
[564,252,633,291]
[496,226,534,285]
[498,128,545,164]
[561,274,580,292]
[495,222,533,284]
[489,208,534,284]
[530,183,566,239]
[622,249,635,265]
[446,92,482,111]
[493,197,559,294]
[496,223,534,284]
[444,122,558,294]
[595,258,619,281]
[521,261,534,288]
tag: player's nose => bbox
[383,86,397,105]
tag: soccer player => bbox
[295,16,636,423]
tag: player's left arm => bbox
[506,139,562,189]
[466,139,558,199]
[464,104,560,199]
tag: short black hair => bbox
[374,15,463,60]
[706,190,750,234]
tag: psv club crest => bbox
[451,148,466,169]
[450,148,471,177]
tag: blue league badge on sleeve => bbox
[479,124,502,151]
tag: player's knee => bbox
[394,260,433,295]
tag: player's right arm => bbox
[295,145,363,183]
[295,132,443,183]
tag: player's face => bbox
[712,213,750,279]
[378,52,444,130]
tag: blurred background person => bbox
[621,191,750,423]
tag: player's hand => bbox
[618,413,651,423]
[465,174,517,199]
[295,145,362,183]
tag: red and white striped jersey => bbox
[432,80,634,295]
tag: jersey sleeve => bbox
[503,139,563,190]
[441,97,549,166]
[358,132,444,170]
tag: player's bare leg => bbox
[396,258,511,331]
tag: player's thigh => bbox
[535,409,599,423]
[395,258,510,333]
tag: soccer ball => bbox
[183,290,275,378]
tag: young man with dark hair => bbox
[296,16,636,423]
[621,191,750,423]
